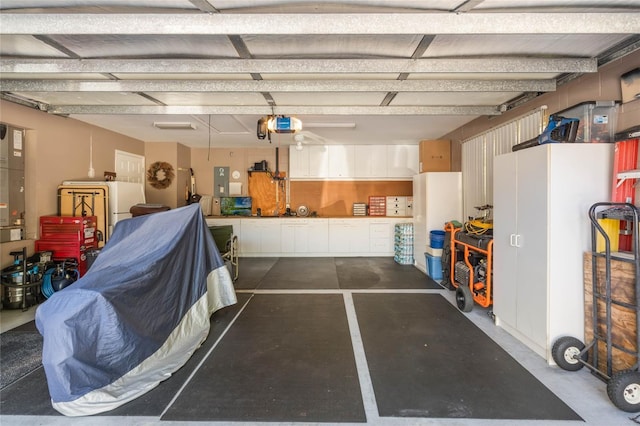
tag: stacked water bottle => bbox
[394,223,414,265]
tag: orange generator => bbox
[444,221,494,313]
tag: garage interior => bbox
[1,1,640,425]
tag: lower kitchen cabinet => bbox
[281,219,329,254]
[369,219,395,253]
[240,218,282,255]
[205,217,410,257]
[329,219,370,255]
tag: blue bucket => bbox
[429,230,446,248]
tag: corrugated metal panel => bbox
[462,136,485,221]
[462,107,544,222]
[520,109,545,145]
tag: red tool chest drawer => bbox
[36,216,98,276]
[39,216,97,245]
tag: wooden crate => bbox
[583,252,638,373]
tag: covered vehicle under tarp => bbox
[35,204,237,416]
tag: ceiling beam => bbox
[47,105,501,116]
[1,13,637,35]
[0,58,596,74]
[453,1,486,13]
[188,0,220,14]
[1,79,556,92]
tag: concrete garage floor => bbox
[1,257,637,425]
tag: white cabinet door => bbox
[329,220,352,254]
[369,219,394,254]
[493,149,549,356]
[308,219,329,253]
[492,153,520,330]
[328,145,355,178]
[241,219,281,255]
[387,145,419,177]
[280,221,297,253]
[355,145,387,177]
[350,221,370,253]
[329,219,369,254]
[289,146,310,178]
[281,219,329,254]
[308,145,329,178]
[281,219,310,253]
[514,147,549,352]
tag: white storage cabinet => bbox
[492,143,613,363]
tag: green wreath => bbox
[147,161,175,189]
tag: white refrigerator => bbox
[412,172,463,273]
[60,181,146,242]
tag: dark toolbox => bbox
[35,216,98,277]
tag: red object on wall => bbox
[35,216,98,276]
[612,139,638,203]
[611,139,639,251]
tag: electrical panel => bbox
[0,123,25,242]
[214,166,229,197]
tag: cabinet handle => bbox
[512,234,522,248]
[509,234,522,247]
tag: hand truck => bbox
[552,202,640,412]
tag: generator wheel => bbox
[551,336,586,371]
[607,370,640,412]
[441,245,454,290]
[455,285,473,312]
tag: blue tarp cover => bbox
[36,204,236,416]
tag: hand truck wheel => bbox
[551,336,587,371]
[607,370,640,412]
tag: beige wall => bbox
[445,49,640,171]
[190,146,289,198]
[145,142,182,208]
[0,100,145,266]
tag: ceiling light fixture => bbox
[153,122,196,130]
[267,116,302,133]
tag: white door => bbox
[515,146,549,352]
[115,150,145,183]
[493,152,519,328]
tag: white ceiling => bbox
[1,0,639,148]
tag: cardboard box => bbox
[419,139,451,172]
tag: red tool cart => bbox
[35,216,98,277]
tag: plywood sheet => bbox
[583,253,639,373]
[248,171,286,216]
